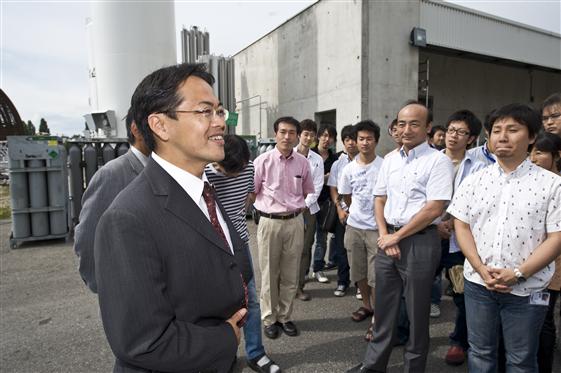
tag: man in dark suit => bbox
[74,109,149,293]
[94,63,251,373]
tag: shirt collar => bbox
[274,146,294,159]
[151,152,209,203]
[494,157,533,178]
[399,141,431,160]
[130,145,149,167]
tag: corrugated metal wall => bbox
[420,0,561,70]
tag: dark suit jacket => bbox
[74,149,144,293]
[94,158,253,373]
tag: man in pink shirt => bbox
[254,116,315,339]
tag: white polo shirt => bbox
[373,141,454,226]
[448,159,561,296]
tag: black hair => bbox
[398,100,433,124]
[533,132,561,155]
[429,125,446,138]
[388,118,398,133]
[125,107,135,145]
[300,119,318,133]
[542,92,561,111]
[273,116,301,134]
[487,103,541,139]
[318,123,337,139]
[354,120,380,142]
[445,110,482,138]
[341,124,356,141]
[483,109,496,134]
[130,63,215,151]
[218,134,250,174]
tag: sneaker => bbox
[445,345,466,365]
[247,353,282,373]
[430,303,441,318]
[324,261,337,271]
[334,284,347,297]
[313,271,329,283]
[355,288,363,300]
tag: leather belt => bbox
[386,224,436,235]
[258,210,300,220]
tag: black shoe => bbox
[324,261,337,270]
[264,324,280,339]
[277,321,298,336]
[247,353,282,373]
[346,363,376,373]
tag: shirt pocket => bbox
[290,175,303,196]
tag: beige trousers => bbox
[257,214,304,326]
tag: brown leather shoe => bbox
[351,306,373,322]
[445,345,466,365]
[297,289,311,301]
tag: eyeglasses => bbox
[446,127,470,136]
[167,107,229,122]
[542,112,561,122]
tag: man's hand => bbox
[488,268,516,293]
[337,208,348,224]
[475,264,503,291]
[437,221,451,240]
[384,244,401,260]
[377,233,401,249]
[226,308,248,344]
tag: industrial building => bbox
[233,0,561,154]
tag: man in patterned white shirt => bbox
[448,103,561,373]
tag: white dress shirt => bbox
[327,153,352,188]
[373,141,454,226]
[448,159,561,296]
[295,146,324,214]
[152,152,234,253]
[338,156,384,230]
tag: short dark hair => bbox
[354,120,380,142]
[429,125,446,138]
[483,109,496,134]
[532,132,561,155]
[445,110,482,138]
[398,100,433,124]
[318,123,337,139]
[542,92,561,111]
[487,103,541,139]
[273,116,301,134]
[300,119,318,134]
[131,63,215,151]
[125,107,135,145]
[218,134,250,174]
[341,124,356,141]
[388,118,398,134]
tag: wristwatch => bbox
[514,268,526,283]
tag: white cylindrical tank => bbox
[89,1,177,138]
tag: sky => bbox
[1,0,560,136]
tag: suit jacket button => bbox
[230,262,237,269]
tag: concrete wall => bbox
[234,0,362,141]
[420,51,561,130]
[364,1,421,155]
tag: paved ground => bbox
[1,218,559,372]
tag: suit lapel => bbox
[144,159,232,255]
[124,149,145,175]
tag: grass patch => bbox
[0,185,11,219]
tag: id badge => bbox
[529,291,550,306]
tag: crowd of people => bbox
[73,62,561,373]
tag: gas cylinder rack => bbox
[7,136,70,249]
[66,138,129,227]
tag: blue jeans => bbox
[464,280,548,373]
[312,223,328,272]
[243,243,265,360]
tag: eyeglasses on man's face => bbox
[542,112,561,122]
[446,127,470,136]
[167,107,229,122]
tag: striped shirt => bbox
[205,162,255,243]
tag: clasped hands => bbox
[377,233,402,260]
[476,265,517,293]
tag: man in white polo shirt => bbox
[448,103,561,372]
[348,101,454,373]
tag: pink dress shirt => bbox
[254,147,315,214]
